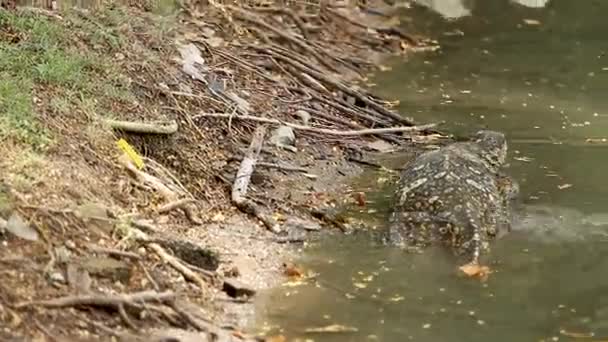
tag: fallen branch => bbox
[249,45,412,125]
[194,112,436,137]
[86,244,141,260]
[147,243,208,294]
[118,155,177,201]
[257,162,309,173]
[231,125,281,233]
[14,290,175,309]
[157,198,203,225]
[105,119,178,135]
[157,198,196,214]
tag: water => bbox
[256,1,608,341]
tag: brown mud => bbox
[0,1,443,341]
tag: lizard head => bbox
[472,130,507,169]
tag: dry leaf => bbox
[586,138,608,143]
[354,192,366,207]
[283,262,304,278]
[559,329,594,338]
[388,295,405,302]
[210,212,225,222]
[558,183,573,190]
[353,282,367,289]
[459,263,492,279]
[523,19,541,25]
[305,324,358,333]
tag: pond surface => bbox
[256,1,608,341]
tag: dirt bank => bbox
[0,1,438,341]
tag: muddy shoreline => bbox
[0,1,440,340]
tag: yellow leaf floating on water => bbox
[558,183,573,190]
[353,282,367,289]
[305,324,359,333]
[116,138,144,169]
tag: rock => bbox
[285,217,321,231]
[3,212,38,241]
[222,278,256,298]
[75,202,109,220]
[386,130,515,263]
[66,264,92,294]
[80,256,132,283]
[366,139,395,153]
[270,126,296,149]
[74,202,113,234]
[156,239,220,271]
[295,110,311,126]
[49,271,66,284]
[54,246,72,264]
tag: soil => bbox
[0,1,441,341]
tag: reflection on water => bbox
[257,0,608,341]
[414,0,550,20]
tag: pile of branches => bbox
[178,0,436,144]
[166,0,437,230]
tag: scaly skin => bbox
[386,130,515,264]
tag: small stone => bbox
[222,278,256,298]
[295,110,311,126]
[54,246,71,264]
[65,240,76,249]
[49,271,66,284]
[80,256,132,283]
[270,125,296,147]
[4,212,38,241]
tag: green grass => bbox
[0,74,50,149]
[0,9,129,149]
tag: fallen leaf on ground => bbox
[459,263,492,279]
[210,212,225,222]
[305,324,358,333]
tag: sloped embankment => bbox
[0,1,437,341]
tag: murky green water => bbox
[256,1,608,341]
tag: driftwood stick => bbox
[86,244,142,260]
[105,119,178,135]
[14,290,175,309]
[231,125,281,233]
[257,162,309,173]
[195,113,436,136]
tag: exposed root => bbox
[147,243,208,295]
